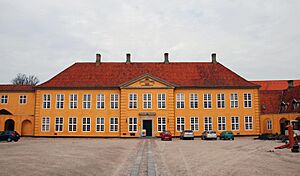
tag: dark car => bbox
[0,131,20,142]
[161,131,172,141]
[220,131,234,140]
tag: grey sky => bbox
[0,0,299,84]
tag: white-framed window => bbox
[244,116,253,130]
[110,117,119,132]
[230,93,238,108]
[158,93,166,109]
[244,93,252,108]
[218,116,226,131]
[190,93,198,109]
[157,117,166,132]
[96,117,105,132]
[176,117,185,131]
[97,94,105,109]
[110,94,119,109]
[129,93,137,109]
[176,93,185,109]
[41,117,50,132]
[143,93,152,109]
[190,117,199,131]
[204,93,212,109]
[217,93,225,108]
[204,117,212,131]
[56,94,64,109]
[231,116,239,130]
[55,117,63,132]
[82,117,91,132]
[19,95,27,104]
[70,94,78,109]
[83,94,91,109]
[1,95,8,104]
[128,117,138,132]
[267,120,272,130]
[68,117,77,132]
[43,94,51,109]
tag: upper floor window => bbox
[110,94,119,109]
[204,93,212,109]
[129,93,137,109]
[244,116,253,130]
[217,93,225,108]
[1,95,8,104]
[143,93,152,109]
[230,93,238,108]
[244,93,252,108]
[19,95,27,104]
[43,94,51,109]
[56,94,64,109]
[176,93,185,109]
[97,94,105,109]
[83,94,91,109]
[158,93,166,109]
[70,94,78,109]
[190,93,198,109]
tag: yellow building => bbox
[1,53,263,137]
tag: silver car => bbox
[202,131,217,140]
[180,130,194,140]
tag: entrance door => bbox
[5,119,15,131]
[143,120,152,136]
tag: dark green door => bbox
[143,120,152,136]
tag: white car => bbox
[202,131,217,140]
[180,130,194,140]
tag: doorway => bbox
[143,120,152,136]
[5,119,15,131]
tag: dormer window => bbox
[292,99,300,110]
[261,104,266,110]
[280,101,288,112]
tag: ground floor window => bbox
[157,117,166,132]
[218,116,226,131]
[176,117,185,131]
[244,116,253,130]
[267,120,272,130]
[41,117,50,132]
[110,117,118,132]
[128,117,138,132]
[55,117,63,132]
[190,117,199,131]
[204,117,212,131]
[231,116,239,130]
[82,117,91,132]
[96,117,105,132]
[69,117,77,132]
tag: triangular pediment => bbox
[120,74,175,88]
[0,109,13,115]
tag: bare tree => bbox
[12,73,39,86]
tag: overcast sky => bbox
[0,0,299,84]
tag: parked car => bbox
[180,130,194,140]
[0,131,20,142]
[161,131,172,141]
[202,131,217,140]
[220,131,234,140]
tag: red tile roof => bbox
[259,90,282,114]
[38,62,259,88]
[0,85,34,92]
[251,80,300,90]
[281,85,300,113]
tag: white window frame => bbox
[83,94,91,109]
[110,94,119,109]
[43,94,51,109]
[19,95,27,104]
[217,93,225,109]
[128,93,138,109]
[128,117,138,132]
[190,117,199,131]
[204,116,213,131]
[231,116,240,131]
[96,94,105,109]
[68,117,77,132]
[176,117,185,131]
[69,94,78,109]
[96,117,105,132]
[1,95,8,104]
[143,93,152,109]
[267,120,272,130]
[244,93,252,108]
[110,117,119,132]
[204,93,212,109]
[55,117,63,132]
[41,117,50,132]
[56,94,64,109]
[82,117,91,132]
[218,116,226,131]
[176,93,185,109]
[158,93,166,109]
[190,93,198,109]
[157,117,166,132]
[230,93,238,108]
[244,116,253,130]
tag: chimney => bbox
[164,53,169,64]
[288,80,294,89]
[211,53,217,63]
[126,53,131,64]
[96,53,101,65]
